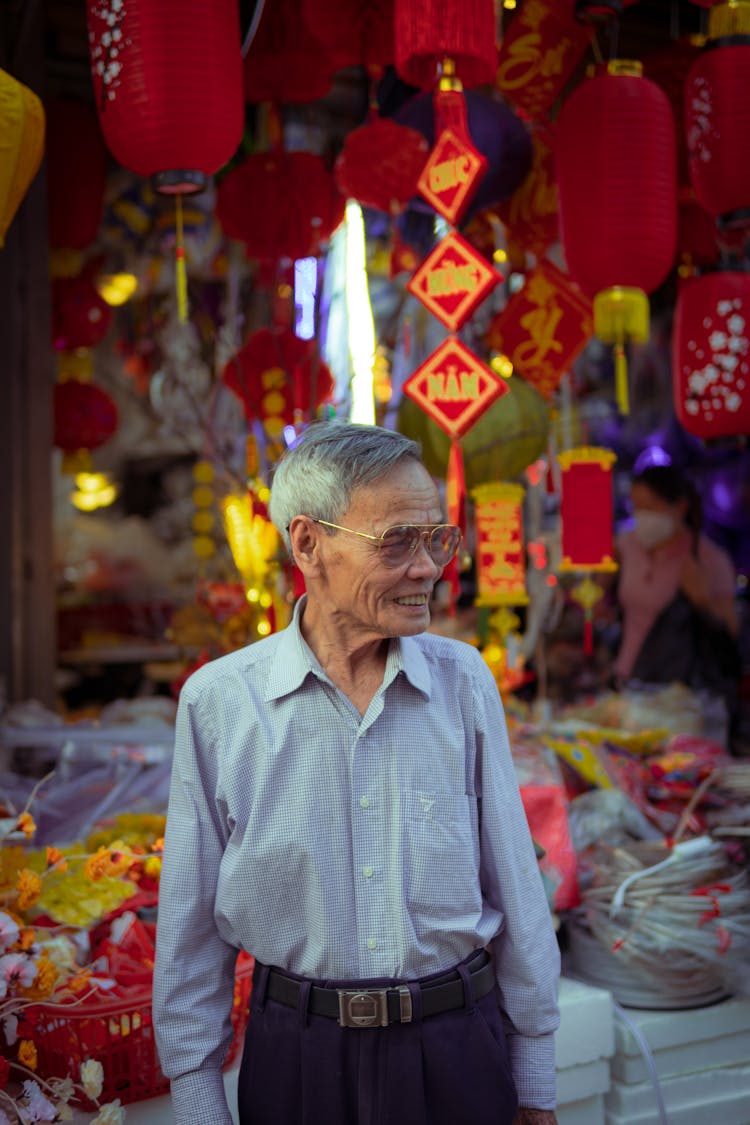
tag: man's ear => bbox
[289,515,322,574]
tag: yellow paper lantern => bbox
[0,68,45,248]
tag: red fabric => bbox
[303,0,394,71]
[86,0,244,184]
[54,380,118,453]
[334,117,429,213]
[672,270,750,439]
[216,150,344,263]
[556,68,677,299]
[520,784,580,912]
[393,0,497,89]
[244,0,335,104]
[686,41,750,225]
[46,98,108,251]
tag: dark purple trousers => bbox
[237,956,519,1125]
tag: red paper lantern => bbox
[216,151,344,263]
[673,270,750,440]
[221,328,335,440]
[51,276,113,351]
[54,380,118,456]
[244,0,335,105]
[393,0,497,90]
[334,117,429,214]
[685,4,750,230]
[556,61,677,411]
[86,0,244,193]
[303,0,394,71]
[46,98,108,257]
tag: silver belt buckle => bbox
[337,988,389,1028]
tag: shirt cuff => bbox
[170,1067,234,1125]
[511,1033,557,1110]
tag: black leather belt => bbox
[261,950,495,1028]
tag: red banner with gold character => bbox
[472,482,529,607]
[495,1,595,121]
[485,258,592,400]
[557,447,617,573]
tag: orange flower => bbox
[16,812,36,839]
[19,927,36,951]
[16,869,43,911]
[23,954,58,1000]
[83,843,135,881]
[45,846,67,872]
[18,1039,37,1070]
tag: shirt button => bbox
[367,938,377,950]
[363,865,373,878]
[359,796,370,809]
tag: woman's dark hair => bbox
[632,465,703,540]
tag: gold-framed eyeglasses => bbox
[311,519,462,568]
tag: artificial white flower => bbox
[80,1058,104,1100]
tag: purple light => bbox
[633,446,672,474]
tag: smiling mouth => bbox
[395,595,429,606]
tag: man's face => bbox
[314,459,446,640]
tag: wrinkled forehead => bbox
[345,460,442,523]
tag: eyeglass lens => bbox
[380,525,461,567]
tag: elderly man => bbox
[154,422,560,1125]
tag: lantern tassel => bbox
[614,338,629,415]
[175,194,188,323]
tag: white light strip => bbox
[344,201,376,425]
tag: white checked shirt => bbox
[154,598,560,1125]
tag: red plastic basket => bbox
[29,952,254,1109]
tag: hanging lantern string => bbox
[175,193,188,323]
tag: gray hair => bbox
[269,422,422,554]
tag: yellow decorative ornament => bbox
[0,67,45,248]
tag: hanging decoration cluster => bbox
[86,0,244,320]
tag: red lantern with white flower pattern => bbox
[673,270,750,439]
[685,3,750,231]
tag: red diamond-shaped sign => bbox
[418,127,488,226]
[402,336,509,439]
[407,230,502,333]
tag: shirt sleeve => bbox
[472,653,561,1109]
[153,679,239,1125]
[699,536,736,600]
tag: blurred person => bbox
[613,463,740,722]
[153,422,560,1125]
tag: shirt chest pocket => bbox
[401,790,480,921]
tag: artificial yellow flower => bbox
[18,1038,37,1070]
[80,1058,104,1100]
[23,954,58,999]
[90,1100,125,1125]
[16,869,43,911]
[19,926,36,951]
[16,812,36,839]
[142,855,162,880]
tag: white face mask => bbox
[633,509,676,549]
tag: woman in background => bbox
[614,464,739,703]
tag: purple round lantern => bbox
[394,90,533,222]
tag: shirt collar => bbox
[264,596,433,702]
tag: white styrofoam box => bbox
[556,976,615,1070]
[613,993,750,1056]
[612,1028,750,1084]
[557,1058,610,1104]
[557,1092,606,1125]
[605,1062,750,1125]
